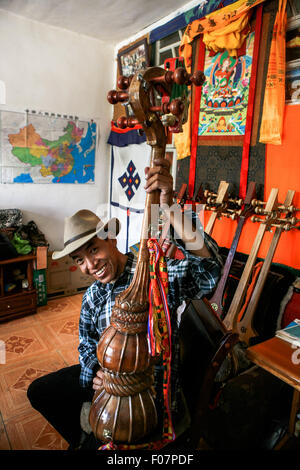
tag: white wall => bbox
[0,10,115,251]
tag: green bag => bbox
[12,231,32,255]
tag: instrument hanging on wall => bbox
[204,181,230,236]
[193,183,205,210]
[89,66,205,445]
[223,188,279,333]
[236,189,299,345]
[209,182,256,318]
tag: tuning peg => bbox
[162,98,184,116]
[172,68,206,87]
[277,204,300,213]
[204,189,217,198]
[186,70,206,87]
[168,98,185,116]
[162,67,190,86]
[116,116,140,129]
[251,216,265,223]
[150,67,205,88]
[107,90,129,104]
[254,208,277,218]
[117,75,134,90]
[206,197,215,205]
[254,206,266,214]
[284,216,300,225]
[172,67,189,85]
[221,212,237,220]
[270,223,293,231]
[251,199,266,207]
[228,197,243,207]
[149,98,184,117]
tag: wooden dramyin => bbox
[89,66,205,444]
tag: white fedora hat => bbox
[52,210,120,260]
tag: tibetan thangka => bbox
[198,31,255,137]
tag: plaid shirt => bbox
[78,223,222,419]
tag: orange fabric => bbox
[202,12,251,56]
[207,105,300,270]
[259,0,287,144]
[179,0,266,73]
[174,106,191,160]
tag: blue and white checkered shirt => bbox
[78,225,222,419]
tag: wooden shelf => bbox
[0,254,37,322]
[0,254,36,265]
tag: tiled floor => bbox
[0,294,83,450]
[1,294,299,451]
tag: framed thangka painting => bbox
[198,31,255,139]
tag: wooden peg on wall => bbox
[204,180,230,236]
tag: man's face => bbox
[70,236,124,284]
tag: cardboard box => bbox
[47,251,93,299]
[36,246,48,270]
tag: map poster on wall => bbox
[0,110,96,183]
[198,31,254,137]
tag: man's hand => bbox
[144,156,210,258]
[144,157,173,206]
[93,368,105,391]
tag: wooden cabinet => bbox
[0,254,37,322]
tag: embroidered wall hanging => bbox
[108,122,151,254]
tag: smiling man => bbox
[27,157,222,450]
[70,235,128,284]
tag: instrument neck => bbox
[137,142,166,264]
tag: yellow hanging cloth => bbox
[203,11,251,56]
[174,106,192,160]
[259,0,287,145]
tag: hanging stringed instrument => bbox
[89,66,205,444]
[209,182,256,318]
[223,188,279,332]
[236,189,298,345]
[204,181,230,236]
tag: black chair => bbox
[178,298,239,448]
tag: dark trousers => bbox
[27,364,94,448]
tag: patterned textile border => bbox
[175,143,265,201]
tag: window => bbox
[152,28,187,184]
[155,29,185,67]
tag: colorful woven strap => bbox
[99,238,175,450]
[147,238,175,443]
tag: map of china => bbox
[8,121,95,183]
